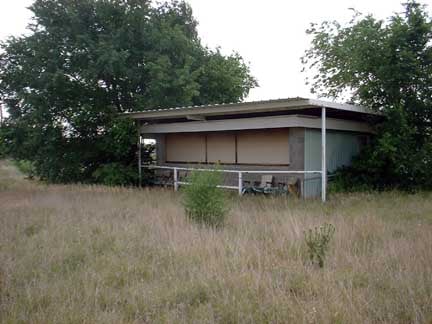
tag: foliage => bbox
[182,168,228,227]
[0,0,257,184]
[302,1,432,191]
[0,125,6,158]
[13,160,36,179]
[92,162,137,186]
[304,223,335,268]
[139,142,157,186]
[328,167,373,193]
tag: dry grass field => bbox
[1,159,432,324]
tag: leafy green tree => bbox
[302,1,432,190]
[0,0,256,184]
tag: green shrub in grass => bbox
[304,223,335,268]
[14,160,35,179]
[182,168,228,227]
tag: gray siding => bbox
[154,134,166,165]
[304,129,363,198]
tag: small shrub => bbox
[13,159,35,179]
[23,224,41,237]
[182,168,228,227]
[304,223,335,268]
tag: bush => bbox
[92,163,137,186]
[304,223,335,268]
[182,168,228,227]
[328,168,374,193]
[13,160,36,179]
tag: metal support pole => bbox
[321,107,326,202]
[138,131,142,188]
[238,172,243,196]
[173,167,178,191]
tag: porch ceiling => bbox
[140,114,374,134]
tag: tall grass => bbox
[1,160,432,323]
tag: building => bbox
[123,97,381,201]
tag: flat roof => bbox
[121,97,381,121]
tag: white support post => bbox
[238,172,243,196]
[173,167,178,191]
[321,107,327,202]
[138,132,142,188]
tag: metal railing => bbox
[141,165,322,196]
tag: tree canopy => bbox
[303,1,432,190]
[0,0,257,184]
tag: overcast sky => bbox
[0,0,426,102]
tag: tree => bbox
[302,1,432,190]
[0,0,257,184]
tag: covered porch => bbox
[125,97,380,202]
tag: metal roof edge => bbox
[307,99,381,115]
[120,97,381,120]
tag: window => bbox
[237,129,290,165]
[206,133,236,163]
[165,129,290,165]
[166,133,206,163]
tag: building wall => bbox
[303,129,365,198]
[153,128,305,189]
[150,128,365,198]
[154,134,166,164]
[159,128,303,167]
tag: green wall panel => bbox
[304,129,362,198]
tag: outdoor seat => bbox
[151,169,172,187]
[178,170,189,180]
[242,175,288,195]
[287,178,300,197]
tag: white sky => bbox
[0,0,428,102]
